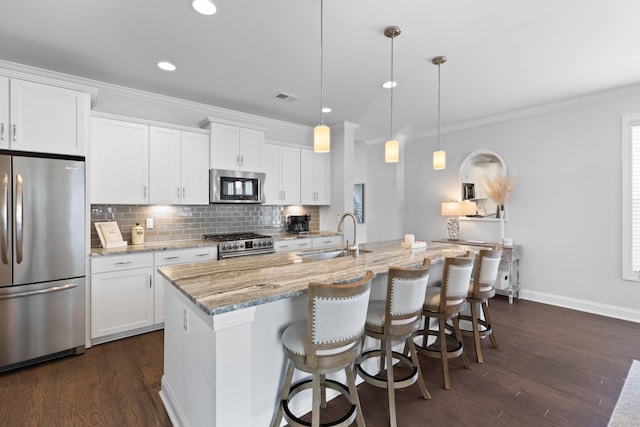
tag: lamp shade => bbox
[433,150,446,170]
[385,140,399,163]
[441,201,476,216]
[314,124,330,153]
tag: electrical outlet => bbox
[146,218,154,229]
[183,308,189,333]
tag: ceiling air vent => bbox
[272,92,299,102]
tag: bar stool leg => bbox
[482,301,499,348]
[406,337,431,400]
[345,364,366,427]
[470,301,484,363]
[438,318,451,390]
[312,374,321,427]
[452,317,471,369]
[271,363,295,427]
[384,340,398,427]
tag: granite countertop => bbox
[90,232,341,257]
[270,231,342,240]
[90,239,218,257]
[158,240,467,316]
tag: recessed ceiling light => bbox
[157,61,176,71]
[382,81,397,89]
[191,0,217,15]
[322,107,332,113]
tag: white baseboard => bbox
[159,375,188,427]
[519,290,640,323]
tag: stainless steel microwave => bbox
[210,169,266,204]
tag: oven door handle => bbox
[219,249,275,259]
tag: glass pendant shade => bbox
[433,149,446,170]
[314,124,330,153]
[385,139,399,163]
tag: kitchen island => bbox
[157,240,467,427]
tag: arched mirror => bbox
[458,149,508,221]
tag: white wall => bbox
[370,92,640,321]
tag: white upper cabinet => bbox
[91,117,149,204]
[263,143,300,205]
[91,117,209,205]
[0,77,89,155]
[208,122,263,171]
[0,77,8,149]
[148,127,209,205]
[300,149,331,205]
[180,131,210,205]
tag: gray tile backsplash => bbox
[90,204,320,248]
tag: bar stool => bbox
[459,247,502,363]
[271,270,373,427]
[356,259,431,427]
[415,250,475,390]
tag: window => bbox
[622,113,640,281]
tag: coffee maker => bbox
[287,214,311,233]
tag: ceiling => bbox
[2,0,639,142]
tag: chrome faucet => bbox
[337,212,359,256]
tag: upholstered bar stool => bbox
[271,271,373,427]
[356,259,431,427]
[459,247,503,363]
[415,250,475,390]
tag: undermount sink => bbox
[297,249,372,260]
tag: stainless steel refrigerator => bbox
[0,154,85,371]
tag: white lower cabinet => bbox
[90,246,218,343]
[90,253,154,341]
[312,235,343,249]
[274,238,312,253]
[153,247,218,324]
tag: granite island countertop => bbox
[158,240,468,317]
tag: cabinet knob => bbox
[0,123,4,141]
[12,124,16,142]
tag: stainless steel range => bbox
[203,232,275,259]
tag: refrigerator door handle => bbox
[0,283,78,301]
[0,173,7,264]
[15,173,23,264]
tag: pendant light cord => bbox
[320,0,324,126]
[437,61,441,151]
[390,34,394,140]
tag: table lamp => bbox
[441,201,477,240]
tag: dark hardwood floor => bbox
[0,296,638,426]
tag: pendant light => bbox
[433,56,447,170]
[384,26,401,163]
[314,0,330,153]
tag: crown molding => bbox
[0,59,98,106]
[401,82,640,143]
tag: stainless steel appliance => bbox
[287,214,310,234]
[203,232,274,259]
[0,154,85,372]
[210,168,266,204]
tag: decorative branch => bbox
[482,174,516,205]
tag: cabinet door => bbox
[181,131,210,205]
[280,146,300,205]
[312,235,343,249]
[91,268,154,338]
[90,117,149,204]
[262,143,282,204]
[239,128,263,171]
[149,126,181,204]
[300,149,330,205]
[300,149,315,205]
[0,77,8,149]
[274,238,312,253]
[10,79,89,155]
[314,152,331,205]
[210,122,240,170]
